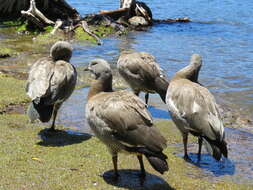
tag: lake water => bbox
[67,0,253,119]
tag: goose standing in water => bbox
[26,41,77,131]
[86,59,168,178]
[166,54,227,161]
[117,52,169,104]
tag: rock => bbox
[128,16,149,26]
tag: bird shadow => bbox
[148,106,171,120]
[186,153,235,177]
[37,128,92,147]
[102,169,174,190]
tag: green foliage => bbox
[0,47,18,57]
[43,26,53,33]
[0,20,23,26]
[74,25,114,43]
[74,27,97,43]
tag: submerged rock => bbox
[128,16,149,26]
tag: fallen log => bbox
[153,17,190,24]
[99,8,129,21]
[21,0,55,29]
[80,21,102,45]
[0,0,79,21]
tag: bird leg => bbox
[183,134,191,161]
[137,155,146,178]
[145,93,149,105]
[198,137,203,161]
[112,155,119,179]
[49,104,60,131]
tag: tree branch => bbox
[80,21,102,45]
[21,0,55,28]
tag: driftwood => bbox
[3,0,191,45]
[18,0,102,43]
[80,21,102,45]
[0,0,79,21]
[50,20,63,35]
[99,8,129,21]
[21,0,54,29]
[153,17,190,24]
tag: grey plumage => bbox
[166,54,227,161]
[26,41,77,131]
[86,59,168,177]
[50,41,73,62]
[117,51,169,104]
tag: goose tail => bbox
[27,100,54,123]
[125,146,168,174]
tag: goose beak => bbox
[84,65,96,79]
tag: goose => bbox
[166,54,227,161]
[117,51,169,104]
[86,59,168,178]
[26,41,77,131]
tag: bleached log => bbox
[50,20,63,35]
[21,0,55,27]
[81,21,102,45]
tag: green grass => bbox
[0,74,29,112]
[0,47,17,57]
[0,75,252,189]
[0,114,251,189]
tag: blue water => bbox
[67,0,253,116]
[42,1,253,185]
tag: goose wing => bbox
[26,59,76,104]
[87,90,166,151]
[48,60,77,104]
[26,58,55,101]
[117,52,164,84]
[167,80,224,141]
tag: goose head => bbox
[50,41,73,62]
[88,59,112,80]
[87,59,113,99]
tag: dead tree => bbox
[0,0,79,21]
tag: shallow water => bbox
[66,0,253,118]
[175,127,253,184]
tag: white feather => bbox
[192,101,201,113]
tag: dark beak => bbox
[83,66,90,71]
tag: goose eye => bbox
[91,62,98,66]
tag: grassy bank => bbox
[0,74,29,113]
[0,75,252,190]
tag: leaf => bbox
[31,157,42,162]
